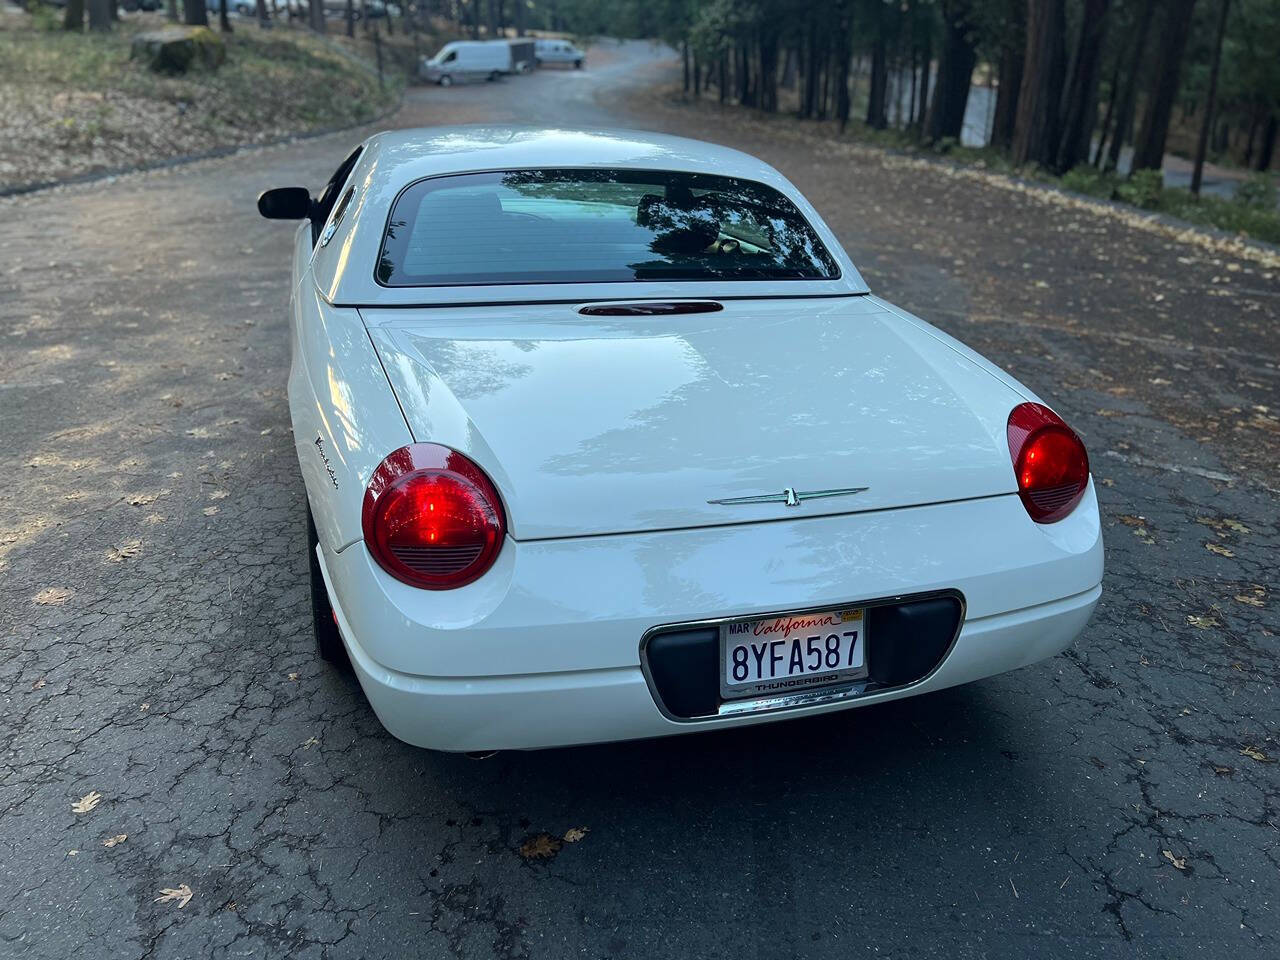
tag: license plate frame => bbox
[718,606,868,703]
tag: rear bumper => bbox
[319,485,1104,751]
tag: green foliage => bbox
[1234,172,1278,211]
[1060,167,1120,200]
[28,1,60,31]
[1116,169,1164,209]
[1156,187,1280,244]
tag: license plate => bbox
[720,606,867,701]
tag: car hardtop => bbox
[309,125,868,307]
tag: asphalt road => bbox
[2,40,1278,960]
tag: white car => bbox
[257,127,1103,752]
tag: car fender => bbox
[288,273,413,553]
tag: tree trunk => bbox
[800,17,820,118]
[865,3,888,130]
[88,0,110,29]
[514,0,523,36]
[1191,0,1230,194]
[64,0,85,30]
[914,30,931,134]
[1093,52,1122,165]
[760,32,779,112]
[255,0,267,26]
[1011,0,1067,167]
[1103,0,1154,171]
[310,0,325,33]
[693,52,701,97]
[219,0,232,31]
[836,35,851,132]
[110,0,118,21]
[1257,114,1277,171]
[682,42,690,94]
[924,0,976,144]
[990,0,1025,151]
[1054,0,1111,172]
[345,0,354,35]
[1132,0,1197,171]
[1243,103,1261,167]
[182,0,206,25]
[781,47,796,90]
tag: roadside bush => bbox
[28,1,60,30]
[1117,169,1164,209]
[1061,167,1119,200]
[1158,189,1280,245]
[1234,173,1278,211]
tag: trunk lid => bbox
[362,297,1023,540]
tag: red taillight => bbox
[1007,402,1090,524]
[362,444,505,589]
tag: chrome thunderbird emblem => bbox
[707,486,869,507]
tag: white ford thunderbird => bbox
[258,127,1103,752]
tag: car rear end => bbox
[297,137,1103,750]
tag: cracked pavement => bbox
[1,39,1276,960]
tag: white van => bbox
[419,41,513,86]
[534,38,585,69]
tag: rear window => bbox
[376,169,840,287]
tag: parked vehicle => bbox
[419,41,511,86]
[256,127,1104,752]
[534,38,585,69]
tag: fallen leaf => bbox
[202,506,218,516]
[1115,515,1146,527]
[563,826,589,843]
[154,884,193,908]
[519,833,562,860]
[1241,746,1273,763]
[105,540,142,563]
[287,672,299,682]
[1205,543,1234,557]
[139,702,150,711]
[1213,765,1233,776]
[31,678,46,690]
[1223,519,1250,534]
[1162,850,1187,871]
[103,834,127,848]
[1235,593,1265,607]
[72,791,102,814]
[302,737,320,749]
[34,587,73,605]
[1187,615,1219,629]
[124,491,168,506]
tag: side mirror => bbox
[258,187,312,220]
